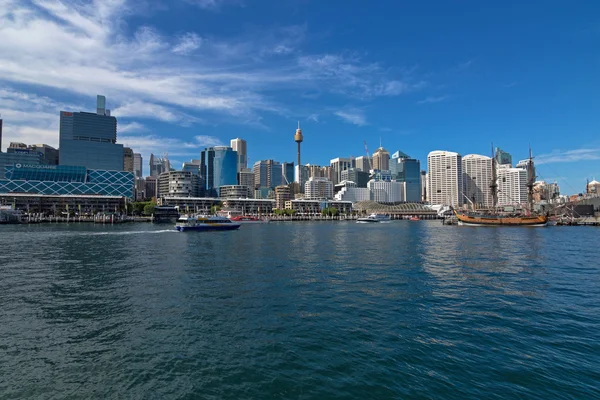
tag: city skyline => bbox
[0,1,598,192]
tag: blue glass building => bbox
[201,146,238,197]
[59,95,124,171]
[282,162,295,185]
[0,164,134,198]
[397,158,421,202]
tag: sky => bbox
[0,0,598,194]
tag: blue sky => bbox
[0,0,598,194]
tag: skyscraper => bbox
[201,146,238,197]
[462,154,494,207]
[495,147,512,166]
[427,150,463,206]
[372,147,390,171]
[330,157,355,185]
[354,156,372,172]
[0,118,3,152]
[149,153,170,177]
[123,147,134,172]
[230,138,247,172]
[396,157,421,202]
[282,162,295,185]
[59,95,124,171]
[253,160,283,189]
[133,153,143,178]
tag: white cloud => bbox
[535,148,600,165]
[334,109,367,126]
[417,95,449,105]
[172,32,203,55]
[118,122,146,133]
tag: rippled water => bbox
[1,221,599,399]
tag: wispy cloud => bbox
[172,32,203,55]
[334,109,367,126]
[536,148,600,165]
[417,95,449,105]
[118,122,146,133]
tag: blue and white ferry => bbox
[175,215,241,232]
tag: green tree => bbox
[210,205,222,215]
[321,207,339,217]
[143,204,156,216]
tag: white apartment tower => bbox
[330,157,355,185]
[462,154,494,208]
[230,138,247,172]
[304,177,334,199]
[427,151,463,206]
[497,167,528,206]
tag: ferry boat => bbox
[356,213,391,223]
[175,215,241,232]
[229,215,269,224]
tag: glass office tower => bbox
[201,146,238,197]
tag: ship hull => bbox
[455,212,548,227]
[175,224,241,232]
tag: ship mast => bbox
[490,143,498,211]
[527,146,535,213]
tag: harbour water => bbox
[1,222,599,399]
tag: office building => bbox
[495,148,512,166]
[420,170,427,202]
[355,156,372,172]
[201,146,238,197]
[372,147,390,171]
[304,177,334,199]
[330,157,355,185]
[0,118,3,151]
[133,153,143,178]
[149,153,170,177]
[282,162,295,185]
[238,168,255,197]
[427,151,463,206]
[219,185,251,199]
[368,180,405,203]
[0,164,134,198]
[533,181,560,202]
[230,138,248,172]
[275,185,292,209]
[334,181,371,202]
[59,95,124,171]
[145,176,157,200]
[0,150,44,179]
[340,168,370,188]
[395,157,422,202]
[123,147,134,173]
[462,154,494,207]
[182,159,201,175]
[497,167,528,206]
[253,160,283,189]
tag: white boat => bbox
[229,215,269,224]
[175,215,241,232]
[356,213,391,223]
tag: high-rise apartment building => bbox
[330,157,355,185]
[462,154,494,207]
[157,171,201,198]
[304,177,334,200]
[372,147,390,171]
[253,160,283,189]
[275,185,291,209]
[230,138,247,172]
[497,167,528,206]
[123,147,134,173]
[427,150,463,206]
[133,153,143,178]
[201,146,238,197]
[59,95,124,171]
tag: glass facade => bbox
[282,162,295,185]
[397,158,421,202]
[0,152,43,179]
[201,147,238,197]
[59,110,124,171]
[0,164,134,198]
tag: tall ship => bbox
[454,148,548,227]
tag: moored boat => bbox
[357,213,391,223]
[409,216,420,221]
[175,215,241,231]
[229,215,269,224]
[454,211,547,227]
